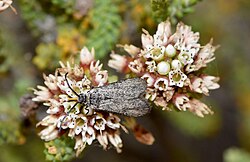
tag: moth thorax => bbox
[78,93,87,104]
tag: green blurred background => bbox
[0,0,250,162]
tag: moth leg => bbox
[59,102,78,131]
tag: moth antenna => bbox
[65,72,80,97]
[59,102,78,131]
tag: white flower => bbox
[123,44,140,56]
[186,40,218,73]
[128,59,143,74]
[90,60,103,74]
[155,20,172,45]
[108,52,127,72]
[173,22,200,51]
[82,126,96,145]
[163,88,175,102]
[95,70,108,86]
[173,94,191,111]
[191,76,220,96]
[144,44,165,61]
[74,116,88,135]
[154,97,168,110]
[169,69,187,87]
[177,48,196,65]
[83,74,92,85]
[39,128,59,141]
[37,115,58,127]
[141,29,154,49]
[190,77,204,94]
[80,47,95,65]
[56,76,69,92]
[165,44,176,57]
[171,59,182,69]
[97,132,109,150]
[145,60,157,73]
[57,113,77,130]
[145,60,156,73]
[106,114,121,129]
[46,99,61,114]
[145,88,157,101]
[90,114,107,131]
[37,115,59,141]
[141,73,155,87]
[43,74,58,91]
[202,75,220,90]
[74,136,86,157]
[108,133,123,153]
[195,39,217,67]
[33,86,52,102]
[154,77,169,91]
[188,99,214,117]
[157,61,171,75]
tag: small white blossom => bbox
[169,69,187,87]
[144,44,165,61]
[202,75,220,90]
[171,59,182,69]
[74,136,86,157]
[154,77,169,91]
[173,22,200,51]
[145,88,157,101]
[191,76,220,96]
[141,29,154,49]
[145,60,157,73]
[157,61,171,75]
[82,127,96,145]
[123,44,140,56]
[108,52,127,72]
[80,47,95,65]
[108,133,123,153]
[91,114,107,131]
[188,99,214,117]
[97,132,109,150]
[141,73,155,87]
[106,114,121,129]
[128,59,143,74]
[90,60,103,74]
[33,86,52,102]
[155,20,172,45]
[95,70,108,86]
[173,94,191,111]
[165,44,176,57]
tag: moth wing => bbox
[93,98,151,117]
[91,78,147,99]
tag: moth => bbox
[60,73,151,127]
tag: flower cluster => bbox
[109,20,220,117]
[33,47,128,156]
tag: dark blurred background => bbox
[0,0,250,162]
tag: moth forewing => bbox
[93,98,150,117]
[89,78,147,100]
[88,78,151,117]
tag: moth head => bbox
[78,93,87,104]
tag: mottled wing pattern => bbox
[88,78,151,117]
[97,98,151,117]
[90,78,147,99]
